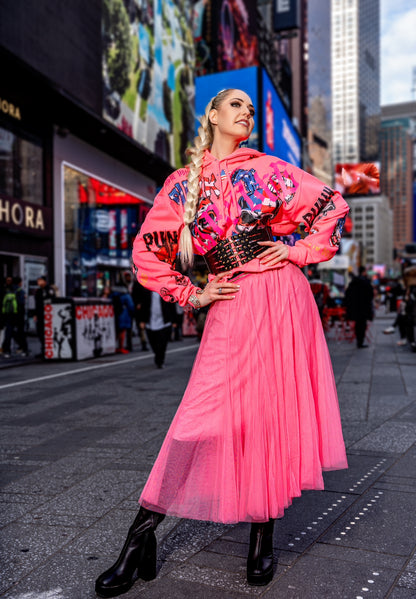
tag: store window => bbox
[64,165,151,298]
[0,124,43,205]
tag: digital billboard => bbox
[192,0,258,75]
[261,69,301,166]
[334,163,380,197]
[102,0,195,168]
[195,67,259,150]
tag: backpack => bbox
[2,291,18,315]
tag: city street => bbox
[0,312,415,599]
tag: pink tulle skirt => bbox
[140,264,347,523]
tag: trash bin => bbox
[44,298,116,360]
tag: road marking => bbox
[0,344,200,390]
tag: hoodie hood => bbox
[202,147,265,169]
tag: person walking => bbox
[13,276,29,356]
[345,266,374,348]
[110,284,135,354]
[96,88,349,597]
[132,278,149,352]
[136,284,176,368]
[34,276,56,358]
[1,277,18,359]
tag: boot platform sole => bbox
[95,570,157,597]
[247,565,274,586]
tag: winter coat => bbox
[345,275,374,321]
[111,287,135,330]
[132,147,349,305]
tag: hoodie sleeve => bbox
[285,169,350,267]
[132,183,199,306]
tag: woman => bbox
[96,89,348,597]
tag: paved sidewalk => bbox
[0,314,415,598]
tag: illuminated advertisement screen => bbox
[102,0,194,168]
[195,67,259,150]
[334,163,380,196]
[193,0,258,75]
[261,69,301,166]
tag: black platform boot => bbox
[95,507,165,598]
[246,519,275,586]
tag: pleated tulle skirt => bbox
[139,264,347,523]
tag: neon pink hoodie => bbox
[132,148,349,306]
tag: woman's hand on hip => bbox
[258,240,289,266]
[198,275,240,307]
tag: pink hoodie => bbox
[132,148,349,306]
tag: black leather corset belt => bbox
[203,227,272,275]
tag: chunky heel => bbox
[247,520,275,586]
[95,507,165,597]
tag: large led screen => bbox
[334,163,380,196]
[261,69,301,166]
[193,0,258,76]
[102,0,194,168]
[195,67,259,150]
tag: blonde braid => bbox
[179,89,234,268]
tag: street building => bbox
[346,194,393,270]
[331,0,380,164]
[380,101,416,254]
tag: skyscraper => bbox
[331,0,380,164]
[380,102,416,252]
[307,0,332,184]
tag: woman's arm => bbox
[285,170,349,267]
[132,185,198,307]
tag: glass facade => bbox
[64,165,151,297]
[331,0,380,164]
[0,124,44,205]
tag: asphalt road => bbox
[0,314,415,599]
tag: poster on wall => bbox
[102,0,195,168]
[261,69,301,166]
[74,301,116,360]
[195,67,259,150]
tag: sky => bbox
[381,0,416,106]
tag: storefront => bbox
[0,84,54,316]
[53,133,156,297]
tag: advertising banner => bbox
[74,301,116,360]
[261,69,301,166]
[195,67,259,150]
[102,0,195,168]
[193,0,259,75]
[44,301,74,360]
[334,163,380,197]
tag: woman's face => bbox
[209,90,255,144]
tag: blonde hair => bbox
[179,89,234,268]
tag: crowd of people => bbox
[308,264,416,352]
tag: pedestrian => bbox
[110,284,135,354]
[309,273,330,320]
[401,265,416,350]
[121,271,134,351]
[171,303,184,341]
[1,276,18,359]
[96,88,349,597]
[34,276,56,358]
[136,284,176,368]
[132,278,149,351]
[344,266,374,348]
[13,276,29,356]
